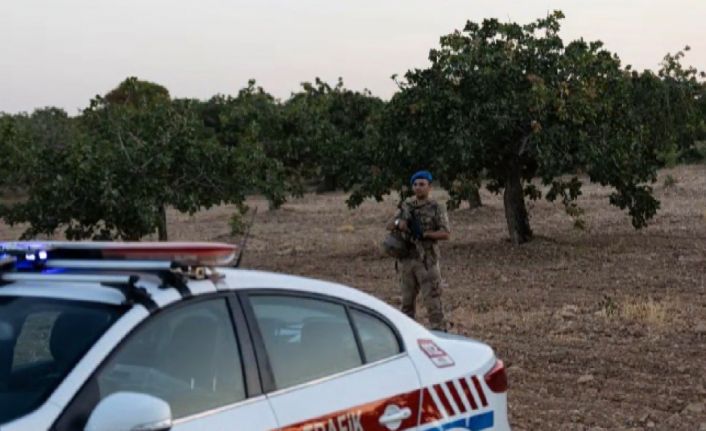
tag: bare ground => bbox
[2,165,705,430]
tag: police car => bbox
[0,241,511,431]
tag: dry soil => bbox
[2,165,705,430]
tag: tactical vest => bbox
[401,199,442,263]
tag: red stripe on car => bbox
[434,383,455,416]
[276,389,420,431]
[471,375,488,407]
[459,377,479,410]
[446,380,467,414]
[420,387,443,423]
[276,374,490,430]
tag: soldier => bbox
[387,170,450,331]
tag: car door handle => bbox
[379,406,412,424]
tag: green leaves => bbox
[278,78,384,193]
[1,18,704,244]
[0,77,387,240]
[1,80,275,240]
[609,185,660,229]
[104,77,170,108]
[343,11,703,241]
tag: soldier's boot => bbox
[425,294,446,331]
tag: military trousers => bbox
[398,257,446,331]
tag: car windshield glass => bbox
[0,295,124,424]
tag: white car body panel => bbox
[170,396,278,431]
[267,354,422,430]
[0,267,510,431]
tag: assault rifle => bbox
[407,210,424,241]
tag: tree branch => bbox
[518,133,532,156]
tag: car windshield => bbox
[0,295,124,424]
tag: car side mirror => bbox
[85,392,172,431]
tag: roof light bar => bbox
[0,242,234,304]
[0,241,239,266]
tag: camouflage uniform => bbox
[393,198,450,331]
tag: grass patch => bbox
[619,297,669,326]
[599,295,672,327]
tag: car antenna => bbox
[234,207,258,268]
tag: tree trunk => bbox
[157,204,168,241]
[503,159,532,244]
[468,184,482,209]
[316,175,338,193]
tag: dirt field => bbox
[2,165,705,430]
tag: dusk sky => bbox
[1,0,704,114]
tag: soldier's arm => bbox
[422,204,451,240]
[386,208,408,232]
[386,218,404,231]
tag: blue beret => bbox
[410,170,433,185]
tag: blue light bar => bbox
[0,242,50,253]
[0,241,238,266]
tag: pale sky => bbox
[1,0,704,114]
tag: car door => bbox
[52,295,279,431]
[242,291,423,431]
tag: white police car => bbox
[0,242,511,431]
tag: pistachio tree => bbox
[1,79,272,240]
[349,11,663,244]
